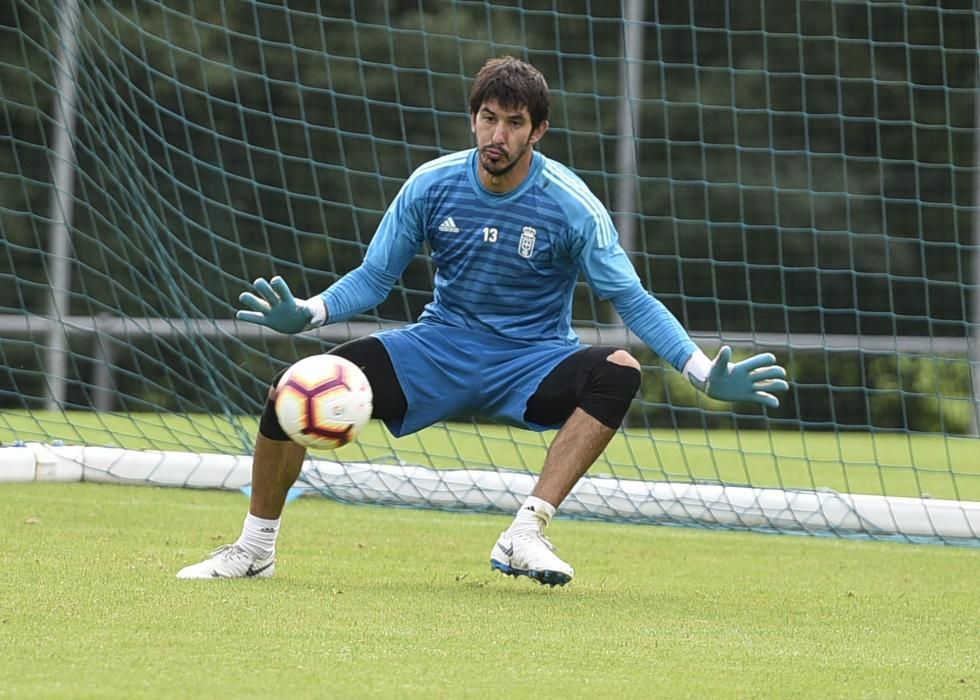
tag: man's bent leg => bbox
[533,348,640,503]
[532,407,617,506]
[176,435,301,580]
[178,337,408,580]
[248,432,307,520]
[492,350,641,586]
[177,379,304,579]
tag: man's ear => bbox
[529,119,549,145]
[470,113,477,134]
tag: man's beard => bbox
[479,138,530,178]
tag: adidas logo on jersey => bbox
[438,217,460,233]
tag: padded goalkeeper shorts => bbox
[374,321,582,437]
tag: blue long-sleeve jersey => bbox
[321,148,697,371]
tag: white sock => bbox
[235,513,280,558]
[508,496,556,534]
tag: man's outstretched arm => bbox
[236,173,425,334]
[235,261,401,335]
[611,284,788,407]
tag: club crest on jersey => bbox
[518,226,536,258]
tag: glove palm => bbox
[236,276,315,334]
[691,346,789,408]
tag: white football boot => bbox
[176,544,275,580]
[490,530,574,586]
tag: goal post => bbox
[5,442,980,544]
[1,1,977,546]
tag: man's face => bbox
[471,99,547,180]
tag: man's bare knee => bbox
[606,349,640,371]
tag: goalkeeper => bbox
[177,56,788,585]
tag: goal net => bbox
[2,0,978,544]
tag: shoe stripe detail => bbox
[245,561,274,577]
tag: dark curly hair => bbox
[468,56,550,129]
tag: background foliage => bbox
[0,1,976,432]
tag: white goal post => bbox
[4,443,978,544]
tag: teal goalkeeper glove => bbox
[683,346,789,408]
[236,276,325,334]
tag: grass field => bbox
[1,481,977,699]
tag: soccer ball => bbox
[274,354,373,450]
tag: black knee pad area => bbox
[579,352,641,429]
[258,368,291,441]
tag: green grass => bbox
[1,482,977,699]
